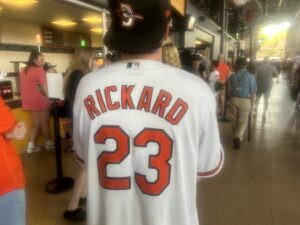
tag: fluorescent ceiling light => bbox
[82,17,102,23]
[0,0,38,5]
[52,20,77,27]
[91,28,103,33]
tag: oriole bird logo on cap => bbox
[116,3,144,28]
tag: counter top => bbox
[5,96,22,109]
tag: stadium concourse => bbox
[22,80,300,225]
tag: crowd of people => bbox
[2,0,300,225]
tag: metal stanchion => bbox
[248,110,252,141]
[45,100,74,194]
[219,82,231,122]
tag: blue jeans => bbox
[0,189,26,225]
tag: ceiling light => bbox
[52,20,77,27]
[194,40,202,45]
[91,28,103,34]
[231,0,250,6]
[82,17,102,24]
[0,0,38,5]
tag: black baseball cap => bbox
[236,57,248,66]
[104,0,171,54]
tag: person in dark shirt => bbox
[64,48,97,119]
[198,63,207,81]
[63,47,97,221]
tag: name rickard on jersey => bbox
[83,85,188,125]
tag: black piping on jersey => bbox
[197,149,224,177]
[75,152,85,165]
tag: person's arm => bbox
[0,97,17,135]
[36,68,48,97]
[36,84,48,97]
[5,122,26,140]
[68,70,84,105]
[72,77,89,165]
[197,93,224,180]
[0,97,26,139]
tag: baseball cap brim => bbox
[104,26,165,53]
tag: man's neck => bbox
[121,48,162,62]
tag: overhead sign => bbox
[171,0,186,16]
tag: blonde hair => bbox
[64,47,96,92]
[162,43,181,68]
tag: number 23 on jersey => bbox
[95,126,173,196]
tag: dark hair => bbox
[180,49,194,72]
[211,60,219,68]
[192,54,202,61]
[236,57,248,68]
[25,51,43,74]
[198,63,206,74]
[106,50,121,63]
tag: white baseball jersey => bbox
[73,59,224,225]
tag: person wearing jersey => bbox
[73,1,224,225]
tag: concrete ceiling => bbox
[259,0,300,18]
[0,0,104,33]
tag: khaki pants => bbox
[230,97,251,140]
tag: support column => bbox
[220,0,227,55]
[102,11,108,59]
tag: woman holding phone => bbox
[20,51,54,153]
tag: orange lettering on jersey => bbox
[105,86,120,110]
[151,90,172,118]
[84,95,101,120]
[96,89,107,113]
[137,87,153,112]
[165,98,188,125]
[121,85,135,109]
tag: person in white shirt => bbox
[208,60,220,96]
[72,1,224,225]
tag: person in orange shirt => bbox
[217,54,230,117]
[0,96,27,225]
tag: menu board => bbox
[171,0,186,16]
[42,27,91,48]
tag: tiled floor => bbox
[22,79,300,225]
